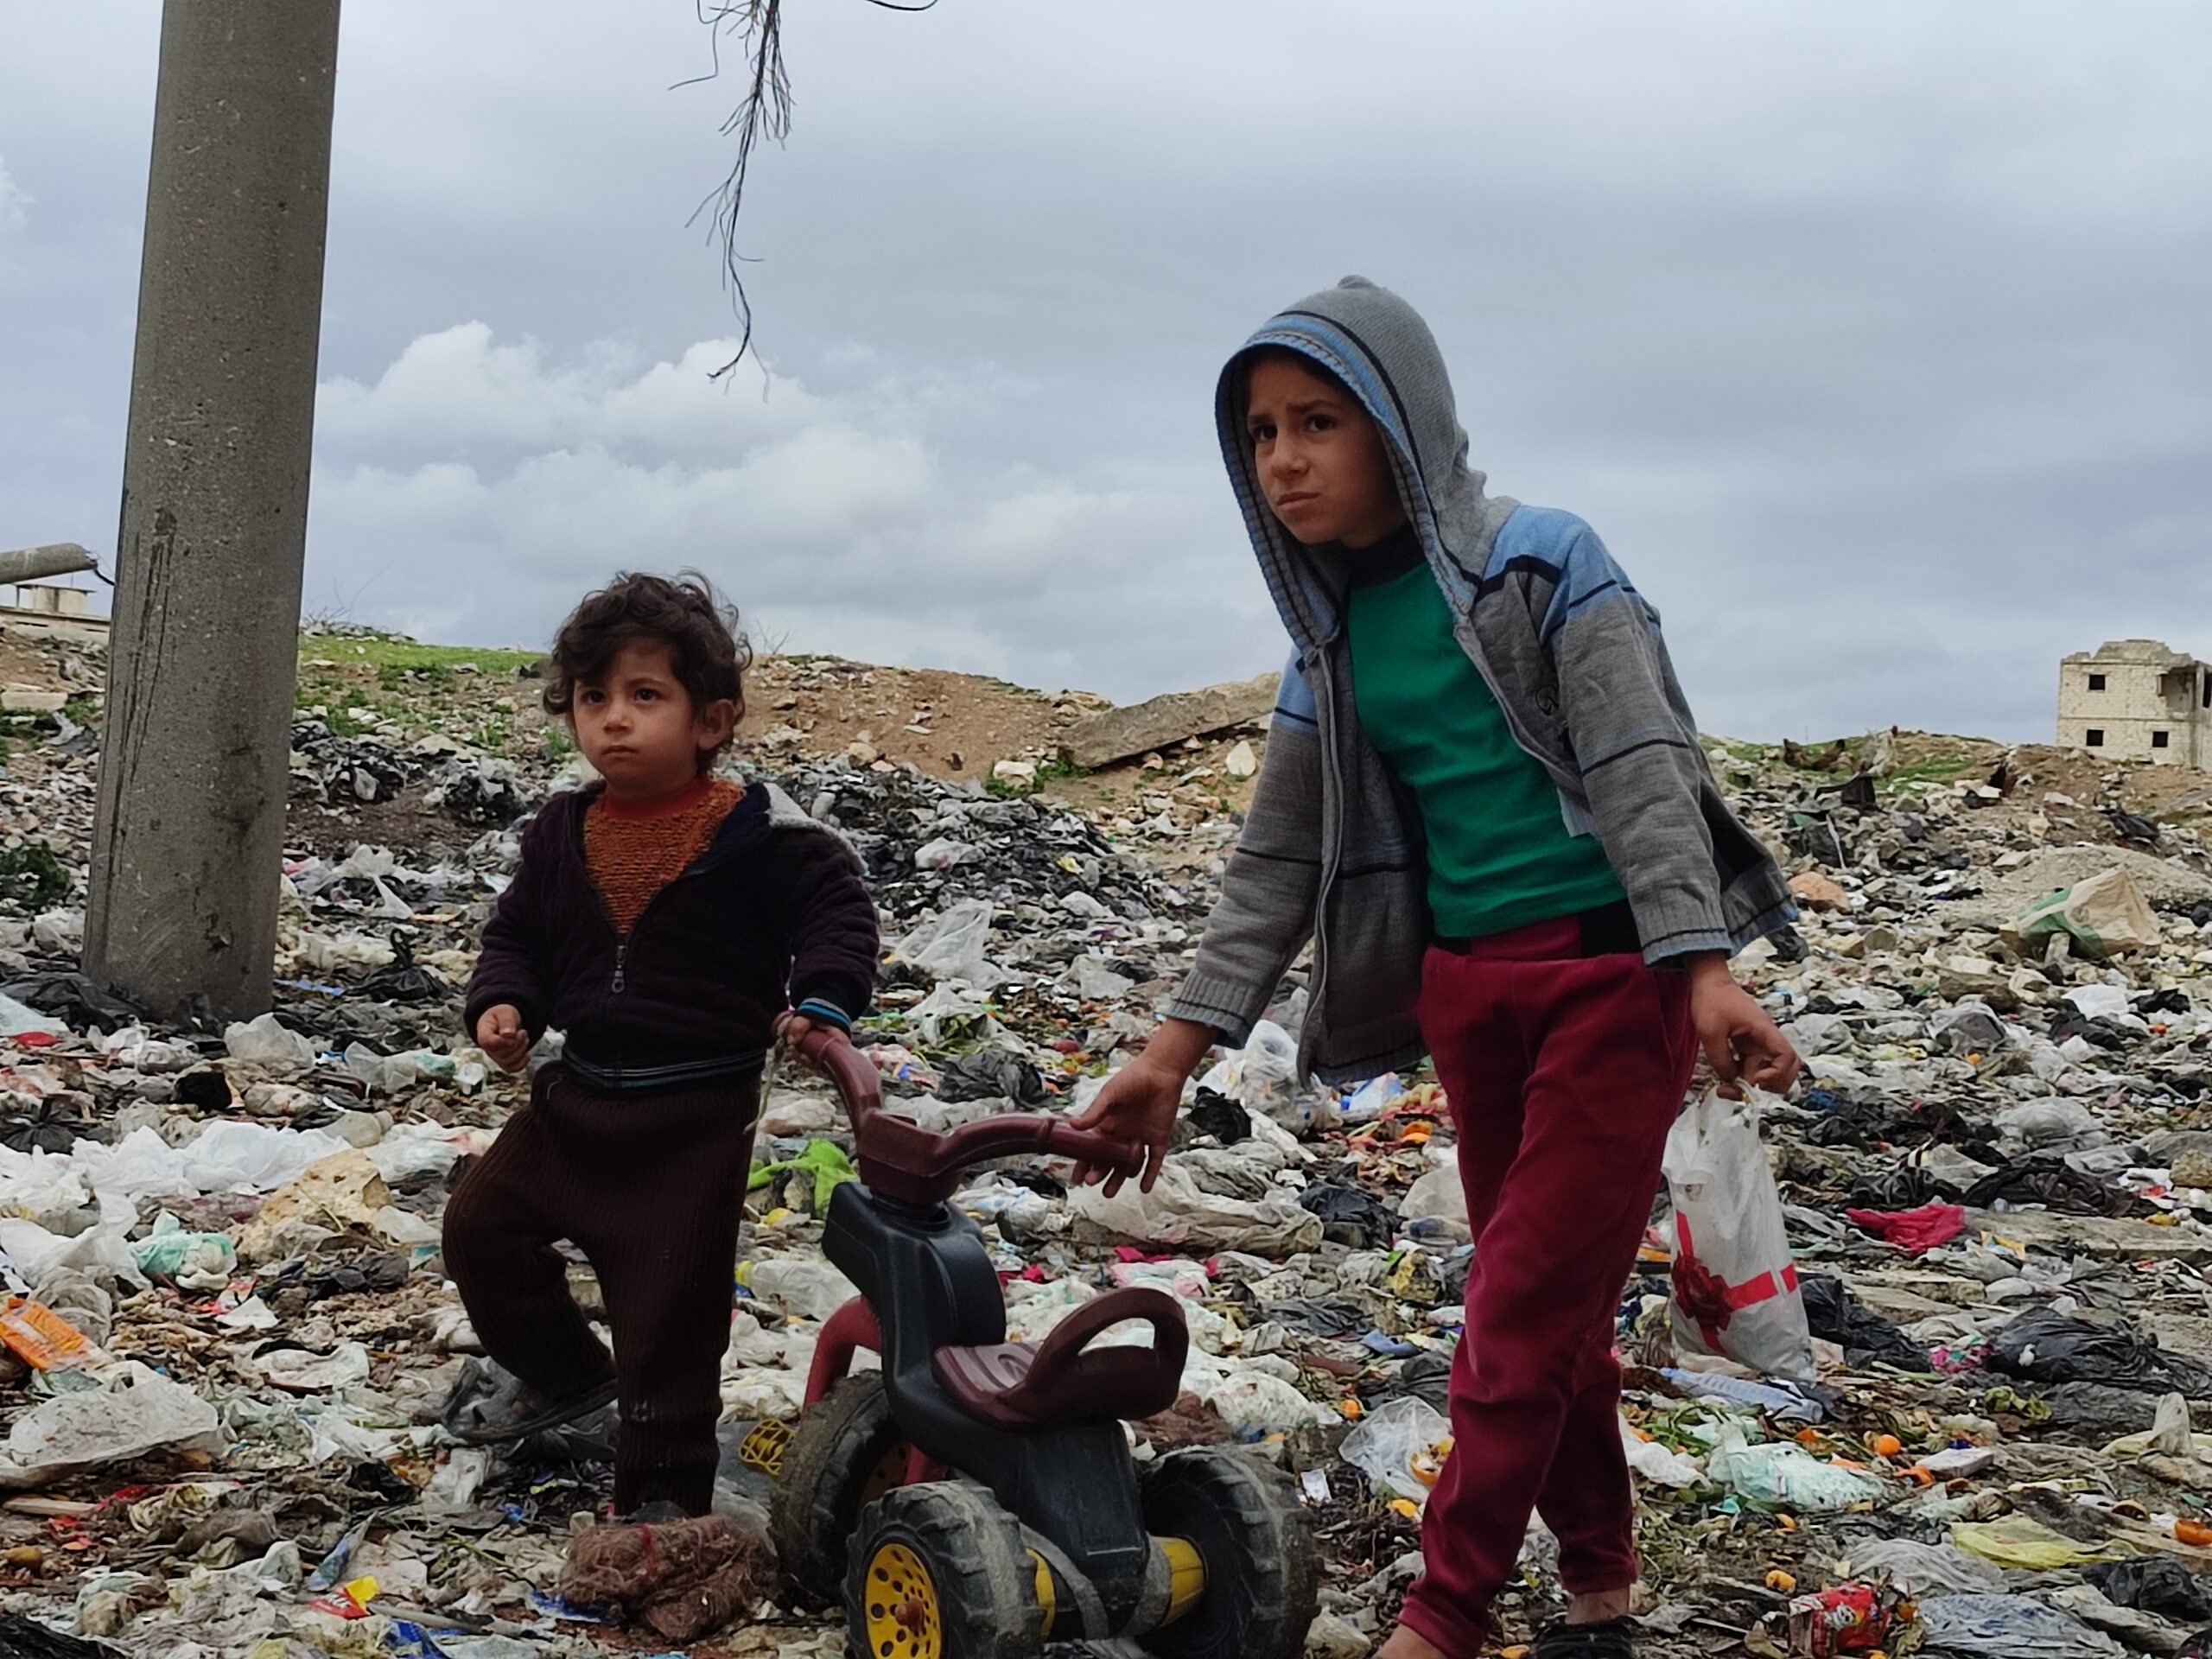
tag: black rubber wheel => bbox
[843,1481,1044,1659]
[771,1373,913,1604]
[1138,1446,1319,1659]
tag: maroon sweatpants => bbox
[1396,918,1695,1658]
[443,1064,760,1516]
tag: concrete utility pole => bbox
[85,1,341,1024]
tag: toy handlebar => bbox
[789,1021,1146,1206]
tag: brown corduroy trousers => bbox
[444,1063,760,1515]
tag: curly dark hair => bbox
[543,572,753,772]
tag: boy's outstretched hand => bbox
[1068,1016,1217,1197]
[1683,952,1800,1097]
[475,1003,531,1072]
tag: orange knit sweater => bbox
[582,776,744,936]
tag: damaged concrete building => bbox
[2057,638,2212,764]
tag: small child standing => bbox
[1076,279,1801,1659]
[444,572,878,1519]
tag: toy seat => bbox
[932,1287,1189,1430]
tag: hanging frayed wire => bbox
[682,0,938,379]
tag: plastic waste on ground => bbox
[0,995,67,1040]
[741,1257,861,1323]
[1916,1593,2131,1658]
[887,898,996,985]
[748,1138,859,1211]
[1067,1154,1324,1255]
[1834,1537,2006,1596]
[1340,1395,1453,1504]
[130,1211,237,1290]
[1845,1200,1967,1254]
[1194,1020,1325,1133]
[2005,866,2161,960]
[1619,1416,1705,1487]
[1704,1422,1886,1513]
[0,1363,224,1488]
[221,1013,320,1073]
[1400,1147,1469,1227]
[1950,1514,2126,1569]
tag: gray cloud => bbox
[3,3,2209,738]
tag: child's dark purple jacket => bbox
[464,780,879,1087]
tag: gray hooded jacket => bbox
[1161,278,1794,1084]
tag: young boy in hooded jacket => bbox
[1075,279,1801,1659]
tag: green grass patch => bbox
[0,843,73,912]
[303,631,537,678]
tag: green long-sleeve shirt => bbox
[1346,532,1625,939]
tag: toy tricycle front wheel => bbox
[844,1481,1045,1659]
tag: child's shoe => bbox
[1532,1615,1637,1657]
[439,1357,620,1446]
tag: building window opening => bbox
[2088,673,2107,690]
[2086,729,2105,747]
[2202,673,2209,709]
[2153,730,2171,749]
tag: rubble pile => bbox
[0,644,2203,1656]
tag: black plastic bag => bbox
[2083,1554,2212,1623]
[1187,1089,1252,1145]
[1799,1274,1931,1371]
[1847,1164,1946,1210]
[1961,1155,2149,1219]
[1258,1299,1370,1338]
[1359,1347,1452,1412]
[357,938,448,1003]
[1987,1308,2212,1396]
[0,1096,93,1156]
[934,1050,1046,1106]
[1298,1182,1393,1248]
[0,971,138,1030]
[0,1613,125,1657]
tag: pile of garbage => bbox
[0,675,2208,1657]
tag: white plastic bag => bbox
[222,1014,319,1073]
[0,1363,225,1488]
[1401,1147,1469,1225]
[1195,1020,1322,1133]
[891,899,996,985]
[0,995,66,1039]
[1662,1088,1815,1381]
[1340,1395,1453,1504]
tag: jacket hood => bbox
[1215,276,1518,652]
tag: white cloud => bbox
[0,155,29,233]
[306,325,1261,698]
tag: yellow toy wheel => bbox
[862,1541,942,1659]
[843,1482,1042,1659]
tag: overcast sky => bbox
[4,3,2209,741]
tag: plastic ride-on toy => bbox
[762,1025,1318,1659]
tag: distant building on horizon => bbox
[2057,639,2212,766]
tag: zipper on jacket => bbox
[575,792,748,999]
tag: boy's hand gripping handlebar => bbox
[787,1022,1145,1205]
